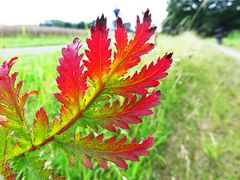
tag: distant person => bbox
[216,33,223,45]
[114,8,120,18]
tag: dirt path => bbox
[1,42,240,65]
[0,45,64,57]
[212,44,240,64]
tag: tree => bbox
[163,0,240,36]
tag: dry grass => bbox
[0,26,88,48]
[0,25,84,36]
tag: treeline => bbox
[40,20,134,32]
[163,0,240,36]
[40,20,91,29]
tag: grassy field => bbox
[224,30,240,51]
[0,34,88,48]
[0,33,240,179]
[0,35,73,48]
[0,25,87,48]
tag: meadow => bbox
[0,35,76,48]
[0,33,240,179]
[0,25,87,48]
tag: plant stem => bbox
[14,84,104,158]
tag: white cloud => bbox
[0,0,167,29]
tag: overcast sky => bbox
[0,0,167,29]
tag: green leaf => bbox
[0,126,7,160]
[32,108,49,146]
[13,155,48,180]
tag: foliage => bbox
[224,30,240,51]
[163,0,240,36]
[0,10,172,178]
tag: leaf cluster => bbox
[0,10,172,178]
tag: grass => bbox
[224,30,240,51]
[155,33,240,179]
[208,30,240,51]
[1,32,240,179]
[0,34,87,48]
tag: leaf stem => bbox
[14,84,104,158]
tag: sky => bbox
[0,0,168,29]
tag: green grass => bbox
[1,32,240,179]
[208,30,240,51]
[0,34,87,48]
[155,33,240,179]
[224,30,240,51]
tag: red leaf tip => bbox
[116,17,124,27]
[155,90,161,96]
[143,9,151,22]
[8,57,18,69]
[37,107,46,115]
[0,119,8,127]
[149,26,157,34]
[61,37,81,58]
[82,157,93,169]
[142,136,154,149]
[96,14,107,31]
[166,53,173,60]
[73,37,80,44]
[0,57,18,77]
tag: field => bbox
[0,35,79,48]
[0,25,87,48]
[1,33,240,179]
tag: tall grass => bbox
[224,30,240,51]
[0,26,88,48]
[1,33,239,179]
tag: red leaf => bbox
[82,155,93,170]
[6,174,17,180]
[0,57,37,129]
[54,38,88,131]
[110,10,156,78]
[83,15,112,84]
[114,17,128,61]
[59,134,154,170]
[0,9,173,175]
[108,53,173,96]
[82,91,160,131]
[55,38,87,109]
[97,159,108,170]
